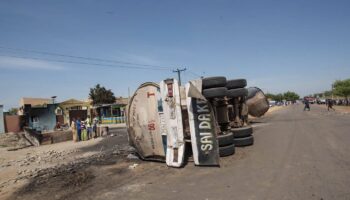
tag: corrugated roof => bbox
[115,97,128,105]
[59,98,90,108]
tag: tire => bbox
[219,144,235,157]
[217,132,234,147]
[202,76,227,89]
[227,88,248,98]
[203,87,227,99]
[234,135,254,147]
[232,126,253,138]
[226,79,247,89]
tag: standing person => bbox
[81,119,87,141]
[304,99,310,111]
[327,99,335,111]
[92,116,99,138]
[76,118,82,141]
[71,118,77,142]
[86,116,92,139]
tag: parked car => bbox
[317,99,326,104]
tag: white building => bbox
[0,105,4,134]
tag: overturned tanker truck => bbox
[126,77,269,167]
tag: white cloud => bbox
[0,56,64,71]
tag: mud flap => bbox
[186,80,220,166]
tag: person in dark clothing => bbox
[76,118,82,141]
[304,99,310,111]
[327,99,335,111]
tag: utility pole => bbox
[331,83,334,100]
[173,68,186,86]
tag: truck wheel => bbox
[217,132,234,147]
[227,88,248,98]
[219,144,235,157]
[234,135,254,147]
[203,87,227,99]
[226,79,247,89]
[202,76,227,89]
[232,126,253,138]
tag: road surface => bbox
[9,104,350,200]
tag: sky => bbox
[0,0,350,110]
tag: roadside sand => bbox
[313,104,350,114]
[266,105,286,114]
[0,130,131,200]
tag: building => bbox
[93,97,128,124]
[58,98,91,125]
[0,105,4,134]
[18,97,57,132]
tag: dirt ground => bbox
[2,104,350,200]
[330,105,350,113]
[312,104,350,114]
[0,128,134,200]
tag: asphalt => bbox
[120,104,350,200]
[10,104,350,200]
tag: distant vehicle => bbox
[317,99,326,104]
[269,100,276,107]
[276,102,283,106]
[304,97,316,104]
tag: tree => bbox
[89,84,116,105]
[333,79,350,105]
[275,93,284,102]
[7,108,18,115]
[265,93,276,100]
[324,90,332,98]
[283,91,300,101]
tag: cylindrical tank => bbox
[126,82,166,162]
[246,87,269,117]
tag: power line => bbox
[0,54,171,71]
[0,45,172,70]
[187,70,203,78]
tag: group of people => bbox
[303,98,336,111]
[70,116,99,142]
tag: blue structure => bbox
[0,105,4,134]
[24,104,57,132]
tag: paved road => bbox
[119,104,350,200]
[11,104,350,200]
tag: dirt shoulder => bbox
[333,105,350,113]
[0,128,132,200]
[313,104,350,114]
[266,105,285,114]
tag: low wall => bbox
[5,115,22,133]
[42,130,73,145]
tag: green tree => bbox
[89,84,116,105]
[324,90,332,97]
[265,93,276,100]
[283,91,300,101]
[7,108,18,115]
[275,93,284,102]
[333,79,350,104]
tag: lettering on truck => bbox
[196,99,214,153]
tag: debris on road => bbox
[0,132,32,150]
[128,163,139,169]
[127,153,139,160]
